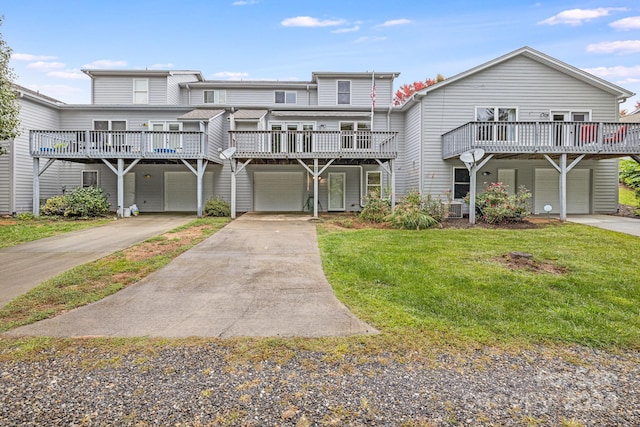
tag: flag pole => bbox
[370,71,375,130]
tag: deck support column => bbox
[32,157,56,216]
[313,159,319,218]
[543,154,585,222]
[32,157,40,216]
[196,159,204,218]
[102,159,140,218]
[231,162,237,219]
[464,154,493,224]
[390,159,396,210]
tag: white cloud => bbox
[332,25,360,34]
[47,69,89,80]
[232,0,258,5]
[354,36,387,43]
[378,19,412,27]
[12,53,57,61]
[610,16,640,31]
[83,59,128,69]
[586,40,640,54]
[148,63,175,69]
[538,8,624,26]
[281,16,346,27]
[210,71,249,80]
[27,61,66,70]
[583,65,640,79]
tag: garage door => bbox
[534,169,590,214]
[254,171,304,211]
[164,171,214,211]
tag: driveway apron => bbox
[6,214,377,338]
[0,215,193,309]
[567,215,640,237]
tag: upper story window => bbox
[337,80,351,104]
[275,91,297,104]
[133,79,149,104]
[476,107,517,141]
[204,90,226,104]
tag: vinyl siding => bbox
[60,109,191,130]
[420,55,622,208]
[207,112,226,159]
[11,98,61,213]
[317,76,392,107]
[402,104,422,195]
[187,88,314,107]
[167,74,201,105]
[93,76,168,105]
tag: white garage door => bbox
[254,171,304,211]
[534,169,590,214]
[164,171,214,211]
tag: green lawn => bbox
[620,185,639,207]
[0,217,111,248]
[318,223,640,349]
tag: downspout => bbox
[419,96,424,195]
[186,84,191,105]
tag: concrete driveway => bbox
[0,214,194,309]
[567,215,640,237]
[6,214,376,338]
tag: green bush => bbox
[360,192,391,223]
[620,159,640,213]
[16,212,35,221]
[385,190,443,230]
[204,196,231,217]
[40,187,110,218]
[474,182,532,224]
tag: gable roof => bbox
[410,46,634,105]
[13,84,64,106]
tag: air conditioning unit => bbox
[447,201,463,219]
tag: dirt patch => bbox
[124,225,209,262]
[495,252,568,275]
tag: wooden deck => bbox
[442,121,640,159]
[229,130,397,160]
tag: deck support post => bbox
[181,159,208,218]
[465,154,493,224]
[543,154,585,221]
[390,159,396,210]
[313,159,319,218]
[102,159,139,218]
[32,157,40,216]
[32,157,56,216]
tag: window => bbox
[92,120,127,149]
[204,90,226,104]
[340,121,370,149]
[337,80,351,104]
[275,91,297,104]
[133,79,149,104]
[453,168,470,199]
[366,171,382,197]
[82,170,98,188]
[476,107,517,141]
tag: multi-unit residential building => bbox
[1,46,638,221]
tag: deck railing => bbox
[229,130,397,159]
[442,121,640,159]
[30,130,206,159]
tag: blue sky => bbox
[3,0,639,111]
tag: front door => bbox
[328,172,346,211]
[551,112,569,146]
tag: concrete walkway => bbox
[567,215,640,237]
[0,215,193,308]
[6,214,376,338]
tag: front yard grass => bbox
[318,222,640,349]
[0,216,110,248]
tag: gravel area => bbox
[1,343,638,426]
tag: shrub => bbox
[620,159,640,213]
[385,190,443,230]
[474,182,532,224]
[40,187,110,218]
[204,196,231,217]
[360,192,391,223]
[16,212,35,221]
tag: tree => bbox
[393,73,444,106]
[0,16,20,156]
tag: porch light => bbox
[144,174,151,179]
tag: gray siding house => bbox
[3,47,639,221]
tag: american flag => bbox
[370,73,376,108]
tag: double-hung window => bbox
[366,171,382,197]
[476,107,517,142]
[82,170,98,188]
[92,120,127,150]
[275,91,297,104]
[337,80,351,105]
[340,121,370,149]
[133,79,149,104]
[204,90,226,104]
[453,168,471,199]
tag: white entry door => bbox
[328,172,346,211]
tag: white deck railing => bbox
[442,121,640,159]
[229,130,397,159]
[30,130,206,159]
